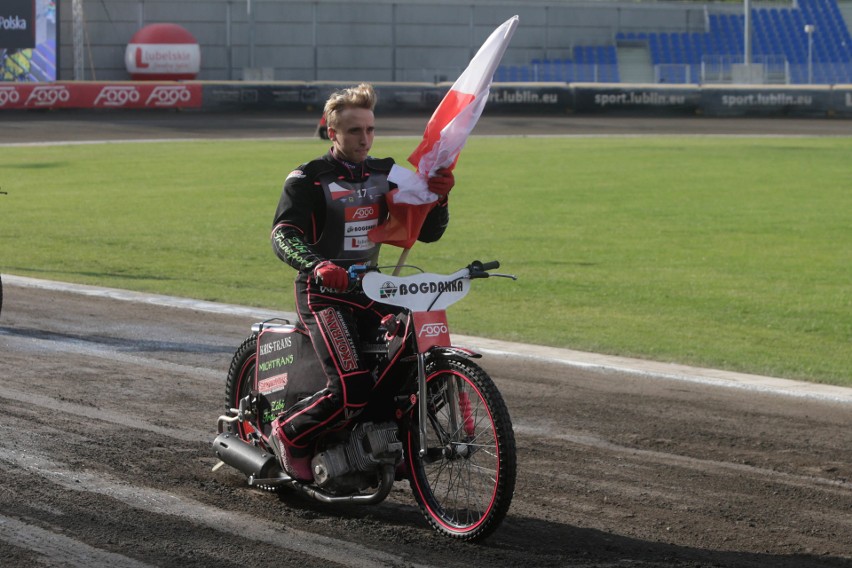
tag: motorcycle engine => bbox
[311,422,402,492]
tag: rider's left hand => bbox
[428,168,454,202]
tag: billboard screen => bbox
[1,0,57,82]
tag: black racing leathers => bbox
[271,150,448,272]
[269,150,449,455]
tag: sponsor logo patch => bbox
[258,335,293,356]
[398,280,464,296]
[346,205,379,221]
[379,281,398,299]
[412,310,451,350]
[344,235,375,252]
[418,322,449,338]
[345,219,378,237]
[258,373,288,394]
[319,309,359,372]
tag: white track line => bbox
[4,274,851,405]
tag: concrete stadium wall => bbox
[59,0,723,82]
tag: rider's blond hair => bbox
[323,83,376,131]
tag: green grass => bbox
[1,135,850,386]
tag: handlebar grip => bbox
[468,260,500,278]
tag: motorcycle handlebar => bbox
[344,259,506,285]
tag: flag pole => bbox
[392,247,411,276]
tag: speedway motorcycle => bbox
[212,260,517,541]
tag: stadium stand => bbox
[498,46,620,83]
[498,0,852,84]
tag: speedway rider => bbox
[269,83,454,481]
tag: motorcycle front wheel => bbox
[407,357,517,541]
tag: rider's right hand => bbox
[312,261,349,291]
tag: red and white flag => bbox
[408,15,520,180]
[369,15,519,249]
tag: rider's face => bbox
[329,107,375,163]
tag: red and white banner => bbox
[369,15,519,249]
[0,82,202,110]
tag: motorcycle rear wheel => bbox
[407,357,517,541]
[224,334,259,442]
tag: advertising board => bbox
[1,0,56,82]
[0,82,202,109]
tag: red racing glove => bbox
[312,261,349,292]
[427,168,455,201]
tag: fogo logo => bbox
[94,86,140,107]
[0,87,21,107]
[25,86,71,107]
[419,322,449,338]
[145,85,192,107]
[351,206,376,220]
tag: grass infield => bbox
[1,135,849,386]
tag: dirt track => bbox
[1,112,850,567]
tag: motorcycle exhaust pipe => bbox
[212,433,280,479]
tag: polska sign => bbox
[0,0,35,49]
[0,83,202,110]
